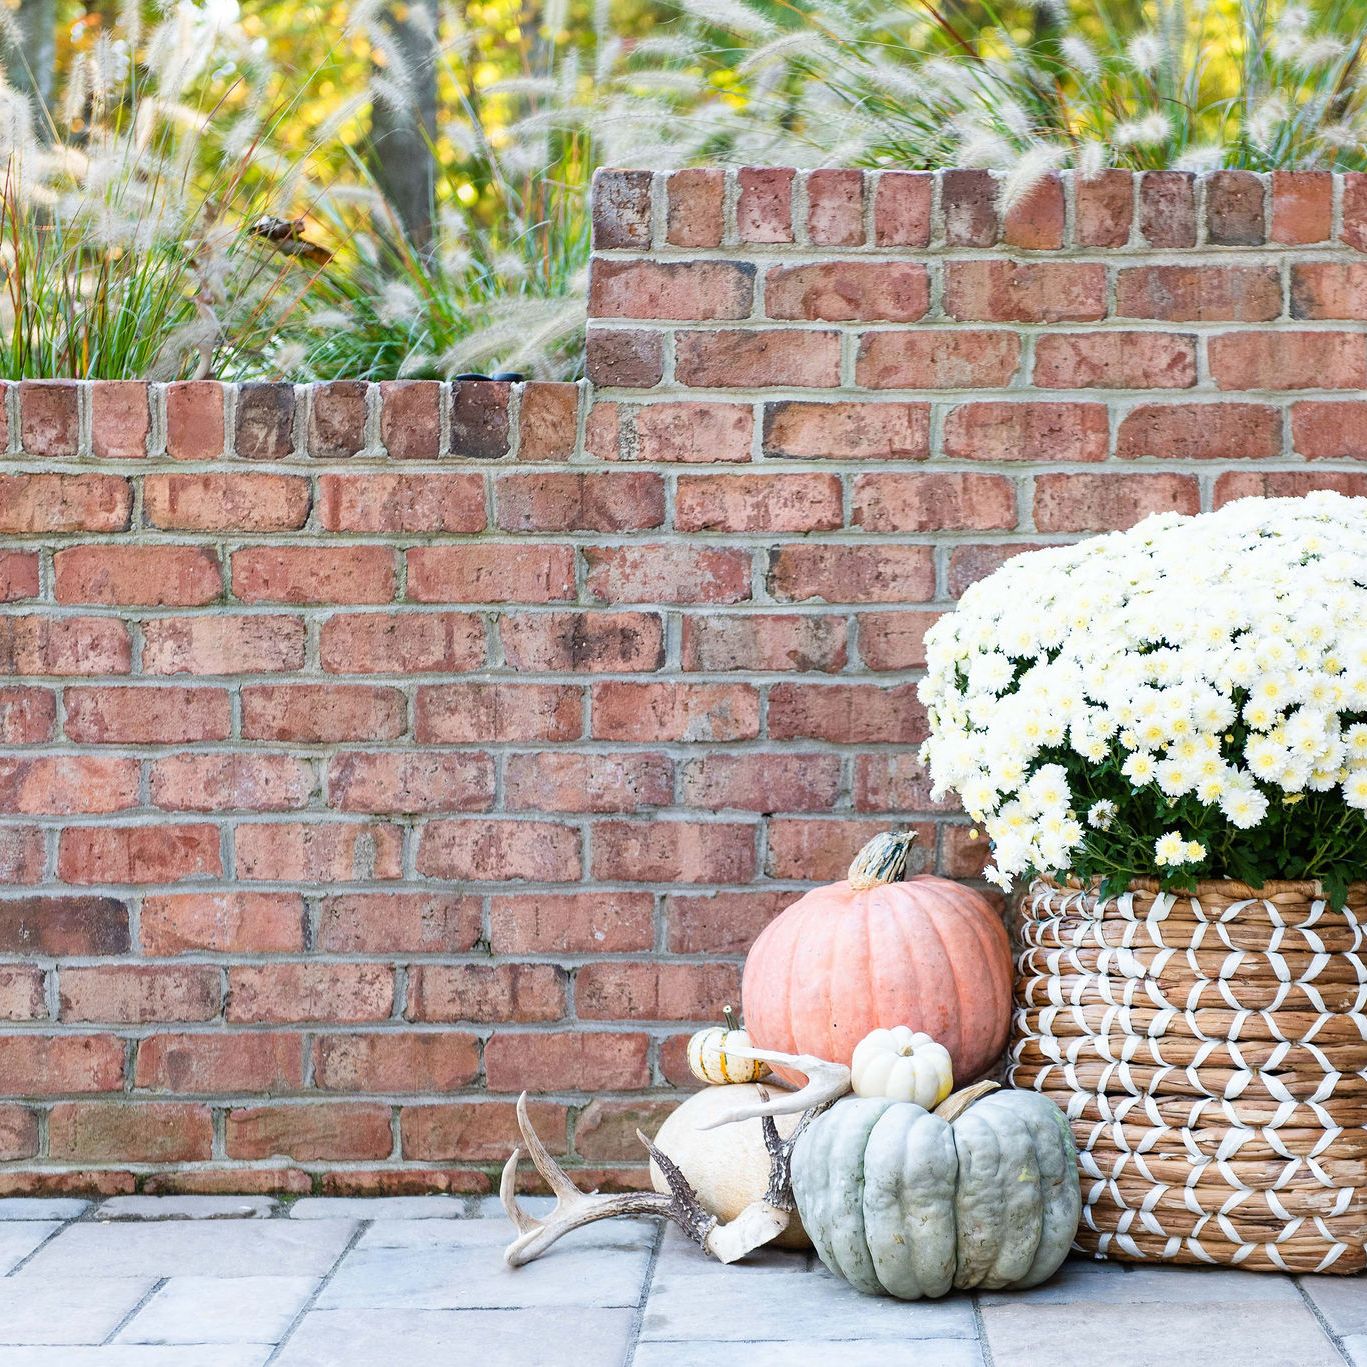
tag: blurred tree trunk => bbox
[13,0,57,113]
[368,0,440,251]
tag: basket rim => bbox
[1037,873,1367,899]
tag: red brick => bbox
[681,752,841,812]
[448,380,510,459]
[19,380,78,456]
[738,167,794,243]
[144,473,309,531]
[317,1169,488,1197]
[665,889,792,955]
[855,753,957,812]
[313,1032,480,1092]
[499,612,663,673]
[592,168,653,249]
[676,329,841,389]
[0,687,52,743]
[942,401,1108,462]
[1117,403,1282,460]
[149,754,313,812]
[666,169,724,248]
[769,682,926,744]
[946,260,1105,324]
[242,684,406,742]
[59,965,219,1023]
[1291,263,1367,319]
[516,382,579,461]
[496,472,663,531]
[415,683,581,742]
[489,891,653,954]
[0,1035,124,1094]
[1341,174,1367,252]
[631,402,753,463]
[227,1103,393,1160]
[762,401,929,460]
[1206,170,1264,245]
[64,686,229,743]
[766,262,928,322]
[853,472,1016,532]
[0,756,138,814]
[590,259,754,320]
[1074,170,1133,247]
[676,473,841,533]
[0,967,45,1021]
[767,818,935,882]
[308,380,369,458]
[235,383,296,460]
[941,822,990,878]
[142,615,305,675]
[165,381,225,460]
[591,820,755,884]
[1002,173,1064,249]
[1209,331,1366,390]
[1033,332,1196,388]
[856,610,942,671]
[768,544,935,603]
[948,543,1046,595]
[49,1103,212,1162]
[577,962,741,1022]
[320,612,484,675]
[328,751,493,814]
[55,545,222,606]
[318,472,485,532]
[379,380,441,459]
[806,169,864,245]
[417,818,581,882]
[0,1171,135,1197]
[682,613,847,673]
[591,681,758,742]
[141,1169,312,1196]
[873,170,932,246]
[942,169,998,246]
[0,552,38,601]
[856,331,1020,389]
[407,545,575,604]
[141,893,305,955]
[135,1032,304,1092]
[1139,171,1196,247]
[231,546,396,604]
[1271,171,1332,244]
[484,1031,649,1092]
[58,824,221,885]
[235,821,403,882]
[408,963,565,1023]
[1034,472,1200,531]
[227,963,394,1023]
[1117,265,1281,321]
[0,474,131,532]
[0,896,129,955]
[91,381,150,459]
[586,329,664,387]
[317,892,481,954]
[506,751,671,814]
[1214,469,1367,505]
[584,544,751,605]
[0,1106,37,1159]
[0,616,129,677]
[402,1100,568,1161]
[1292,401,1367,459]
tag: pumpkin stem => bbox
[933,1079,1000,1123]
[722,1005,739,1032]
[848,830,918,891]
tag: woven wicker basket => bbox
[1009,877,1367,1274]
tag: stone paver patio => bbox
[0,1197,1361,1365]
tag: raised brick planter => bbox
[0,168,1364,1195]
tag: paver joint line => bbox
[102,1277,169,1347]
[264,1219,371,1366]
[622,1215,666,1366]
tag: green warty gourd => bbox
[791,1090,1081,1299]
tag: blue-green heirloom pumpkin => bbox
[790,1091,1080,1299]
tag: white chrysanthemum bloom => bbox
[919,494,1367,891]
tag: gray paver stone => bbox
[115,1275,320,1345]
[96,1197,278,1222]
[1344,1333,1367,1367]
[0,1222,61,1275]
[0,1199,90,1221]
[1299,1274,1367,1336]
[635,1341,985,1367]
[288,1196,465,1221]
[0,1349,272,1367]
[977,1256,1303,1306]
[0,1277,155,1346]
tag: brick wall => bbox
[1,168,1365,1196]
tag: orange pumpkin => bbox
[741,831,1012,1086]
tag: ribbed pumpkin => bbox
[741,831,1012,1086]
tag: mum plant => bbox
[918,493,1367,906]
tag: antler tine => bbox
[515,1090,580,1205]
[499,1145,538,1236]
[695,1048,851,1129]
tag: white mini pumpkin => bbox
[851,1026,953,1108]
[687,1008,770,1085]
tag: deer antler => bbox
[693,1046,851,1129]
